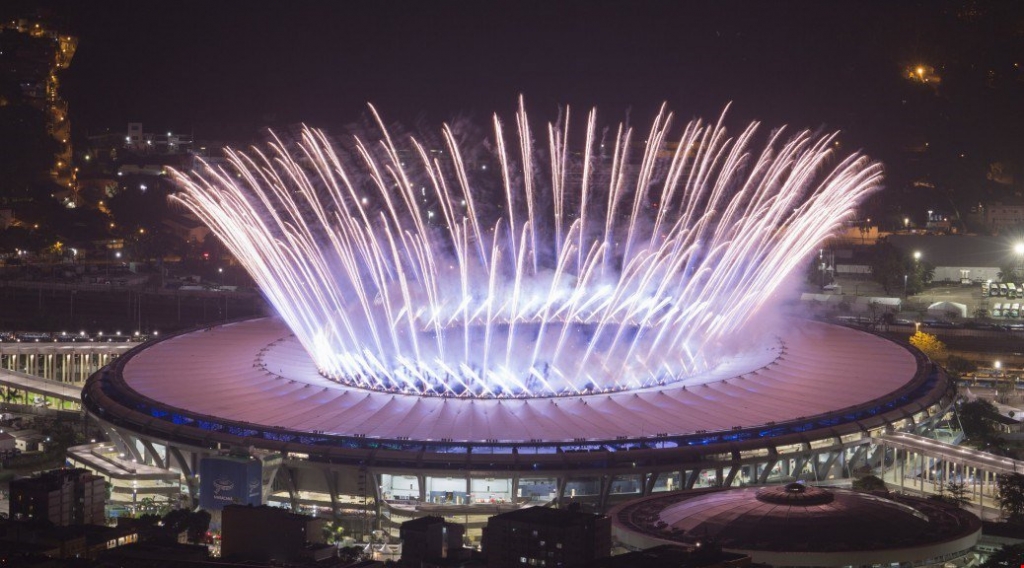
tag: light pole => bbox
[1014,243,1024,280]
[907,251,922,298]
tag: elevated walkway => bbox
[876,431,1023,476]
[874,431,1023,513]
[0,367,82,406]
[0,341,138,408]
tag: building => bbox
[482,506,610,568]
[9,429,47,452]
[220,504,329,564]
[81,317,955,542]
[888,234,1011,283]
[66,442,182,512]
[582,544,750,568]
[611,483,981,567]
[10,468,106,526]
[399,515,467,566]
[124,123,194,155]
[162,213,212,244]
[982,202,1024,233]
[0,520,138,559]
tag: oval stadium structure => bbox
[81,316,954,536]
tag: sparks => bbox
[171,100,881,399]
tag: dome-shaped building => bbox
[610,483,981,567]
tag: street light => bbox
[913,250,922,262]
[1015,243,1024,279]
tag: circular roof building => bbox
[79,315,955,531]
[611,483,981,567]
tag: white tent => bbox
[926,301,967,319]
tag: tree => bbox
[958,399,998,440]
[869,242,908,295]
[942,480,970,508]
[981,543,1024,567]
[998,265,1021,284]
[322,520,345,544]
[909,331,948,362]
[869,242,934,296]
[997,473,1024,522]
[851,474,888,492]
[944,355,977,379]
[187,509,212,543]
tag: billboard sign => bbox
[199,456,262,510]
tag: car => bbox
[822,283,840,291]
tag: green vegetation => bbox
[981,542,1024,567]
[943,355,977,379]
[851,474,888,492]
[932,480,970,509]
[958,399,999,441]
[997,473,1024,522]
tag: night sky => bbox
[5,0,1024,209]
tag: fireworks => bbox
[171,100,881,398]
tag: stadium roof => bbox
[117,317,919,444]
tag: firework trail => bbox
[171,100,881,398]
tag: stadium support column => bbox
[899,449,905,491]
[723,465,739,488]
[323,470,340,519]
[758,450,779,484]
[847,445,867,473]
[279,465,300,511]
[417,475,426,502]
[643,472,658,495]
[140,439,165,469]
[167,446,199,505]
[816,450,840,480]
[685,470,700,490]
[511,475,520,503]
[597,475,612,512]
[555,477,567,507]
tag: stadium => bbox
[80,315,954,535]
[77,105,954,537]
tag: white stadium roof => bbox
[120,318,918,444]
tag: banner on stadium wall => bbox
[199,456,262,511]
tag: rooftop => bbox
[612,484,981,565]
[491,506,604,527]
[888,234,1017,269]
[113,317,920,444]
